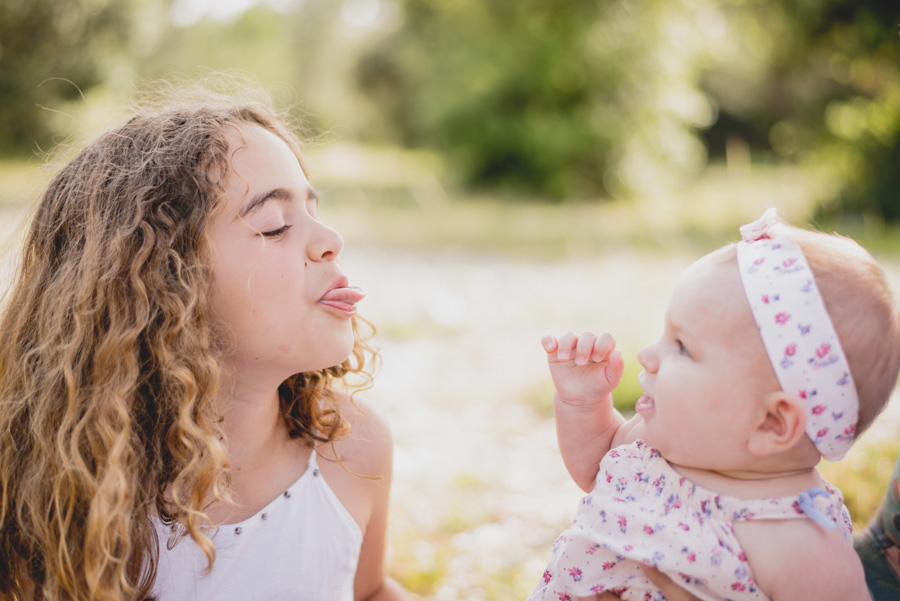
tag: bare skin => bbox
[538,251,870,600]
[202,123,409,600]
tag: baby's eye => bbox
[677,339,691,358]
[261,224,292,238]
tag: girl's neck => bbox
[217,379,289,473]
[207,382,313,524]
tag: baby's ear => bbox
[746,392,808,457]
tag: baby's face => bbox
[634,249,781,471]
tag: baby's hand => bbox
[542,331,624,407]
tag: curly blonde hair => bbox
[0,82,375,600]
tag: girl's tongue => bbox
[319,286,365,313]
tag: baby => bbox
[529,209,900,600]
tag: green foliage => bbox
[138,6,297,96]
[700,0,900,221]
[136,1,363,137]
[819,439,900,529]
[4,0,897,218]
[0,0,164,155]
[356,0,721,201]
[357,0,900,216]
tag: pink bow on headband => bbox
[739,207,778,242]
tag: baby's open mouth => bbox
[635,394,655,413]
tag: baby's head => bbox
[717,211,900,456]
[770,224,899,438]
[636,210,899,469]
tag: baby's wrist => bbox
[553,391,612,410]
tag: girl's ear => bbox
[746,392,808,457]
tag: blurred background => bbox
[1,0,899,598]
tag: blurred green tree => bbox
[357,0,728,200]
[701,0,900,221]
[0,0,167,155]
[356,0,899,217]
[136,1,350,135]
[139,7,294,93]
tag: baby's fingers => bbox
[574,332,599,365]
[554,331,578,361]
[607,349,625,387]
[540,335,558,356]
[591,332,617,363]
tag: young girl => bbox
[530,209,900,600]
[0,80,408,600]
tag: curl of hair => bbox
[0,76,376,600]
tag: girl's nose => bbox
[636,342,659,374]
[308,222,344,262]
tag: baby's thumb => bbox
[608,349,625,385]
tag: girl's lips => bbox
[318,285,365,315]
[635,394,656,414]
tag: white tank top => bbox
[151,450,363,601]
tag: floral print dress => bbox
[529,440,852,601]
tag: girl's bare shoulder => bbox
[317,392,394,484]
[314,392,394,532]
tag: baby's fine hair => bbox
[0,77,374,601]
[789,226,900,436]
[720,223,900,438]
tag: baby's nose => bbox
[636,343,659,373]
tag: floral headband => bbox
[736,208,858,461]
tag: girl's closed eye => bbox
[262,224,292,238]
[677,339,691,358]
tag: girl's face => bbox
[207,124,361,387]
[633,250,781,471]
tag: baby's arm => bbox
[542,331,626,492]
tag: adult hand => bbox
[643,566,701,601]
[587,568,700,600]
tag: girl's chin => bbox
[274,347,356,380]
[318,342,357,372]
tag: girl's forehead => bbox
[219,125,303,208]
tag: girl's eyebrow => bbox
[238,186,318,218]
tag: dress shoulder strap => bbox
[733,483,852,537]
[308,444,319,470]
